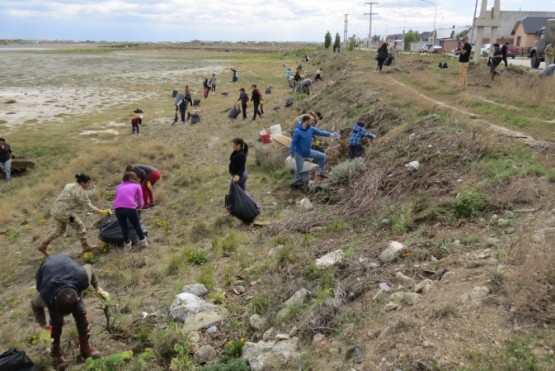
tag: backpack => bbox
[285,98,294,107]
[228,105,241,119]
[171,89,178,98]
[225,182,260,224]
[0,349,35,371]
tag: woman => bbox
[203,78,211,98]
[184,85,193,107]
[376,43,389,72]
[229,138,248,191]
[37,174,111,257]
[237,88,249,120]
[113,172,148,249]
[126,164,161,209]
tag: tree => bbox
[403,29,420,51]
[324,31,332,49]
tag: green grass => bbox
[452,190,490,218]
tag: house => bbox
[512,16,554,48]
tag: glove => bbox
[97,288,111,302]
[233,175,240,182]
[146,181,153,190]
[331,132,340,139]
[39,327,51,344]
[99,209,112,217]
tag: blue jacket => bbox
[290,125,331,157]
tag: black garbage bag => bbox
[265,86,272,94]
[171,89,178,98]
[224,182,260,224]
[193,99,201,106]
[285,98,294,107]
[228,105,241,119]
[0,349,35,371]
[94,214,148,245]
[190,113,201,124]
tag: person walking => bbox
[113,171,148,249]
[238,88,249,120]
[177,95,188,124]
[209,74,217,92]
[184,85,193,107]
[31,254,106,370]
[229,138,249,191]
[544,42,555,66]
[125,164,161,209]
[490,43,503,80]
[37,174,111,257]
[287,115,339,182]
[0,137,13,182]
[376,43,389,72]
[501,42,509,68]
[458,36,472,90]
[203,78,211,98]
[251,84,263,121]
[348,122,376,159]
[131,115,142,135]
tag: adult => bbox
[113,172,148,249]
[389,42,399,66]
[458,36,472,90]
[177,94,188,124]
[544,43,555,66]
[288,115,339,182]
[229,138,249,191]
[231,68,239,82]
[131,115,142,135]
[203,78,211,98]
[501,42,509,68]
[490,43,503,80]
[376,43,389,72]
[184,85,193,107]
[284,68,293,79]
[37,174,111,257]
[315,68,322,81]
[31,254,104,370]
[348,122,376,159]
[125,164,161,209]
[209,73,217,92]
[237,88,249,120]
[0,137,12,182]
[288,112,323,135]
[251,84,263,121]
[299,78,313,94]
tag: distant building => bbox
[512,16,555,48]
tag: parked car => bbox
[506,45,517,59]
[480,44,491,57]
[419,44,442,54]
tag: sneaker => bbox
[137,238,149,248]
[123,241,132,250]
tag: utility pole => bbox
[364,2,378,49]
[344,14,349,44]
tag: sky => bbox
[0,0,552,42]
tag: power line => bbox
[364,2,378,48]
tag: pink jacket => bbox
[113,181,143,209]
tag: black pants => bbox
[179,106,187,122]
[502,56,508,68]
[252,102,262,120]
[377,58,386,71]
[115,207,145,243]
[348,145,365,159]
[241,102,248,119]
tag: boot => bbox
[79,335,100,359]
[51,344,69,370]
[137,238,149,249]
[81,240,97,253]
[37,241,49,257]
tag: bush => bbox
[201,358,250,371]
[329,157,365,185]
[452,190,489,218]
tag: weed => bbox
[208,289,226,304]
[191,221,211,242]
[184,247,208,265]
[212,230,241,256]
[323,219,351,233]
[166,254,186,275]
[416,205,449,223]
[200,358,250,371]
[328,157,365,185]
[452,190,489,218]
[170,341,194,371]
[250,293,272,314]
[85,350,133,370]
[276,245,295,268]
[151,321,184,364]
[197,265,215,291]
[388,204,413,233]
[5,99,16,104]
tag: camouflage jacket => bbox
[51,182,99,218]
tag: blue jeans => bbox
[0,159,11,181]
[294,150,325,180]
[115,207,145,243]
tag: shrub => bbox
[184,247,208,265]
[329,157,365,185]
[452,190,489,218]
[201,358,250,371]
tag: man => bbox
[458,36,472,90]
[250,84,263,121]
[348,122,376,159]
[490,43,503,80]
[209,73,217,92]
[544,42,555,66]
[288,112,322,135]
[0,137,12,182]
[501,42,509,68]
[288,115,339,182]
[31,254,107,370]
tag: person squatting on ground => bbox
[376,43,389,72]
[490,43,503,80]
[209,74,217,92]
[231,68,238,82]
[458,36,472,90]
[126,164,161,209]
[315,68,322,81]
[251,84,263,121]
[37,174,111,257]
[0,137,13,182]
[177,95,188,124]
[288,115,339,182]
[31,254,108,370]
[229,138,249,191]
[113,171,148,249]
[131,115,142,135]
[238,88,249,119]
[348,122,376,159]
[203,78,211,98]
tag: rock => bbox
[395,272,415,288]
[441,271,455,283]
[390,292,421,306]
[379,319,410,338]
[275,333,290,341]
[233,286,246,295]
[472,249,492,259]
[378,241,405,263]
[459,286,490,305]
[181,283,208,297]
[297,197,313,210]
[249,314,266,331]
[262,327,276,341]
[194,345,217,365]
[490,214,499,223]
[503,210,515,219]
[312,333,325,345]
[486,237,502,247]
[284,288,310,308]
[496,218,510,227]
[254,142,290,170]
[206,325,218,334]
[405,160,420,172]
[505,227,516,235]
[315,250,344,268]
[242,338,300,371]
[288,326,298,337]
[169,292,228,331]
[187,331,201,354]
[423,341,434,348]
[368,262,380,268]
[384,302,402,312]
[414,279,434,294]
[268,244,285,257]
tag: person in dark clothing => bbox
[231,68,239,82]
[0,137,12,181]
[184,85,193,106]
[376,43,389,72]
[251,84,263,121]
[229,138,249,191]
[131,115,142,134]
[31,254,106,370]
[238,88,249,119]
[458,36,472,90]
[501,42,509,68]
[126,164,161,209]
[177,95,188,123]
[490,43,503,80]
[203,78,211,98]
[348,122,376,159]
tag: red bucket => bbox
[260,130,271,144]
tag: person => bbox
[544,42,555,66]
[296,63,303,73]
[300,78,313,94]
[203,78,211,98]
[238,87,249,120]
[348,122,376,159]
[184,85,193,107]
[209,73,217,92]
[376,43,389,72]
[458,36,472,90]
[131,114,142,135]
[229,138,249,191]
[231,68,239,82]
[113,172,148,249]
[333,39,341,54]
[315,68,322,81]
[304,55,311,63]
[284,68,293,79]
[490,43,503,80]
[288,112,323,135]
[389,42,399,66]
[37,174,111,257]
[288,115,339,182]
[177,94,188,124]
[125,164,161,209]
[31,254,105,370]
[501,42,509,68]
[251,84,263,121]
[0,137,13,182]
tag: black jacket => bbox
[251,89,262,104]
[229,150,247,177]
[36,254,89,307]
[0,143,11,163]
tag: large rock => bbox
[276,288,310,319]
[390,292,421,306]
[315,250,344,268]
[169,292,228,331]
[378,241,405,263]
[254,142,289,170]
[249,314,266,331]
[194,345,217,365]
[242,338,300,371]
[459,286,490,305]
[182,283,208,297]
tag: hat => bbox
[134,108,144,113]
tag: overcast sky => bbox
[0,0,552,42]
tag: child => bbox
[113,171,148,249]
[131,115,142,135]
[348,122,376,159]
[229,138,248,191]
